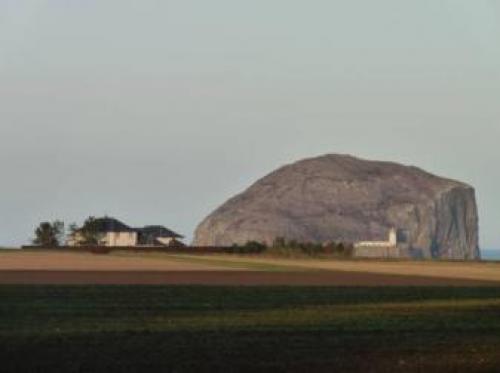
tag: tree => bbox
[77,216,103,246]
[272,237,287,249]
[68,223,78,233]
[33,221,64,247]
[243,241,267,253]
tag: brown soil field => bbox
[0,250,244,271]
[0,250,499,286]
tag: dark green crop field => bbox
[1,286,500,372]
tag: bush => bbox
[269,237,353,258]
[227,238,353,258]
[227,241,267,254]
[324,242,354,257]
[243,241,268,254]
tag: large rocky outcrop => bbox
[193,154,480,259]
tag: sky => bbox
[0,1,499,249]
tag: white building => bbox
[353,228,400,258]
[354,228,398,249]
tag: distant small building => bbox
[67,217,184,247]
[353,228,400,258]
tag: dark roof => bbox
[154,237,186,247]
[92,217,135,233]
[138,225,184,238]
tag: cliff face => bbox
[193,154,480,259]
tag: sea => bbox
[481,249,500,261]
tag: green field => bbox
[1,286,500,372]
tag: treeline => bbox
[30,219,353,258]
[31,217,105,247]
[228,237,353,257]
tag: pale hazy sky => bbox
[1,1,499,248]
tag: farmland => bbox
[1,285,500,372]
[1,249,500,285]
[1,250,500,371]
